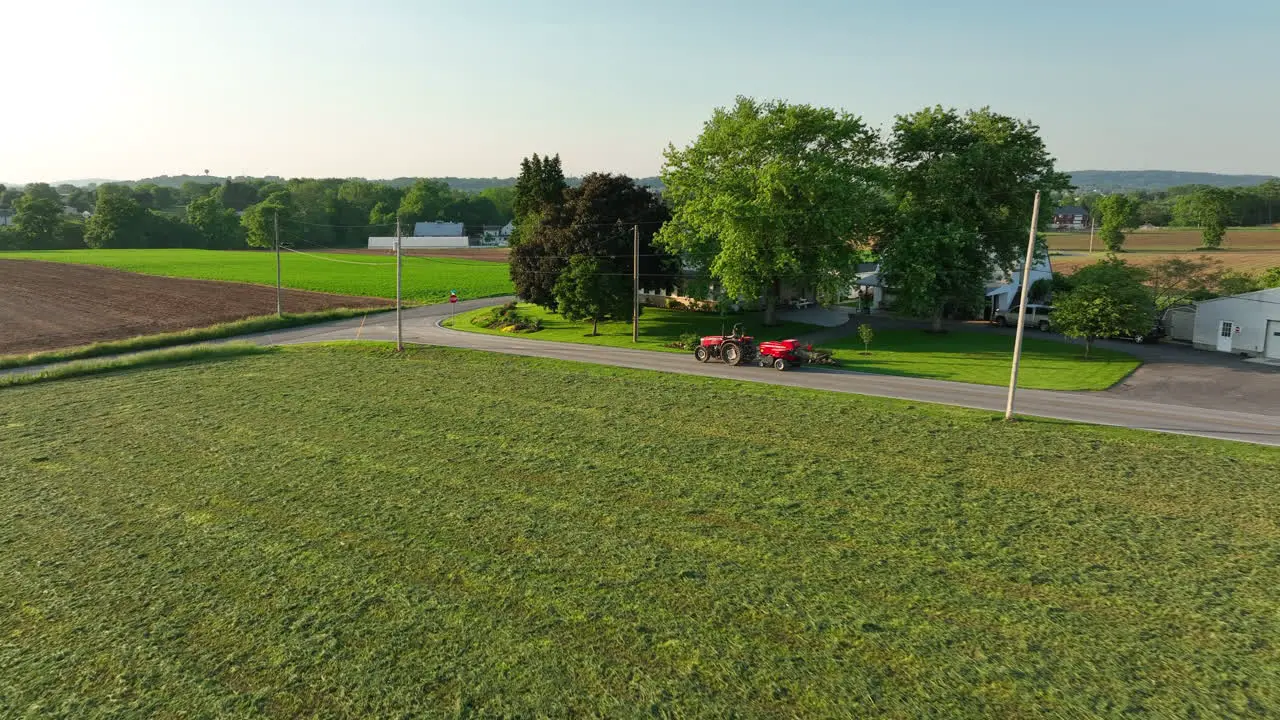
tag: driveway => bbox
[810,313,1280,416]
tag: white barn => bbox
[368,236,469,250]
[1192,288,1280,359]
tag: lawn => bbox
[2,248,514,303]
[452,304,1139,390]
[1,344,1278,717]
[829,329,1140,390]
[448,302,821,353]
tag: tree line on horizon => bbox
[0,177,522,252]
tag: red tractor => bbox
[694,324,805,371]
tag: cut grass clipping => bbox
[2,343,1278,716]
[0,307,383,370]
[826,328,1140,390]
[0,342,271,388]
[4,248,514,303]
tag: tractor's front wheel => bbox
[773,357,789,371]
[694,346,710,362]
[722,341,743,366]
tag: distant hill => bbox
[1067,170,1277,193]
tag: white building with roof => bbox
[1192,288,1280,359]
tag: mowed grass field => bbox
[451,304,1139,390]
[2,249,514,303]
[1,344,1278,716]
[1047,227,1280,252]
[827,329,1139,390]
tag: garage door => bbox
[1267,320,1280,360]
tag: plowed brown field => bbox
[0,259,391,355]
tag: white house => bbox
[480,222,514,247]
[984,249,1053,316]
[852,249,1053,317]
[413,221,465,237]
[0,209,14,227]
[1191,288,1280,359]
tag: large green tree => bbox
[13,187,64,247]
[879,106,1068,331]
[510,153,567,247]
[510,173,676,312]
[186,194,246,249]
[658,97,886,325]
[553,255,632,336]
[397,179,454,229]
[1052,258,1154,357]
[1174,188,1234,248]
[1094,194,1136,252]
[240,192,298,248]
[85,186,150,248]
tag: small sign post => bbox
[449,290,458,327]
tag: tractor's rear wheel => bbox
[694,346,710,362]
[773,357,788,371]
[722,341,743,366]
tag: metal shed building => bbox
[1191,288,1280,359]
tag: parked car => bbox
[992,304,1055,331]
[790,298,815,310]
[1109,322,1165,344]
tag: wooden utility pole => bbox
[395,216,403,352]
[1088,213,1095,254]
[632,224,639,343]
[274,210,282,317]
[1005,190,1042,421]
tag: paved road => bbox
[225,298,1280,447]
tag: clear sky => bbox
[3,0,1277,184]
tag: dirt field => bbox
[0,259,391,355]
[1052,250,1280,274]
[1047,228,1280,252]
[326,247,510,262]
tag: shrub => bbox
[471,303,542,333]
[665,298,686,310]
[665,333,702,350]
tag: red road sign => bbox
[449,292,458,304]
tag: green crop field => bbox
[2,344,1278,717]
[3,249,514,303]
[451,304,1139,391]
[827,329,1140,390]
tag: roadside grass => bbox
[828,329,1140,390]
[2,343,1278,716]
[451,304,1139,390]
[2,249,514,303]
[0,307,385,370]
[0,342,271,388]
[447,302,820,353]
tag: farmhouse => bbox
[1052,206,1090,230]
[1191,288,1280,360]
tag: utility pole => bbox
[1088,213,1095,255]
[632,224,640,343]
[395,216,403,352]
[274,210,282,317]
[1005,190,1042,421]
